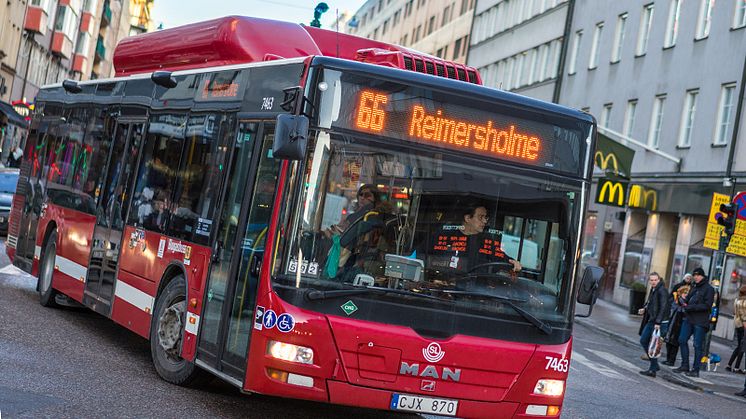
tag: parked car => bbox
[0,168,19,235]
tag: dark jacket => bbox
[645,282,671,325]
[683,277,716,327]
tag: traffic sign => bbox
[734,191,746,221]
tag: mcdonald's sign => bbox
[628,184,658,211]
[596,178,628,207]
[595,132,634,179]
[594,151,620,176]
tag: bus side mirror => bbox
[273,114,309,161]
[576,265,604,318]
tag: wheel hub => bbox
[157,302,185,358]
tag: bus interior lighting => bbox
[267,340,314,364]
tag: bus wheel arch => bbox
[37,226,59,307]
[150,265,205,386]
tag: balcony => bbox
[51,32,73,59]
[24,6,49,35]
[80,12,95,34]
[72,54,88,74]
[101,0,112,28]
[95,36,106,61]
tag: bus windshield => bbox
[274,130,585,345]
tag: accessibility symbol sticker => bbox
[277,313,295,333]
[263,309,277,329]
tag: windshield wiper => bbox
[439,289,552,335]
[305,285,446,302]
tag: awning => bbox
[0,100,28,127]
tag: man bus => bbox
[6,16,601,418]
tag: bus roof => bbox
[113,16,481,84]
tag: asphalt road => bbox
[1,239,745,418]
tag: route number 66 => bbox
[545,356,569,372]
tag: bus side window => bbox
[130,114,185,234]
[167,114,227,245]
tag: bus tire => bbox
[150,275,206,386]
[38,231,59,307]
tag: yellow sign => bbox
[628,184,657,211]
[596,178,627,207]
[704,222,723,250]
[704,193,746,257]
[594,151,620,176]
[708,193,731,224]
[726,233,746,257]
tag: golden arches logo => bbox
[628,185,658,211]
[598,181,625,206]
[594,151,620,176]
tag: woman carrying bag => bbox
[726,285,746,373]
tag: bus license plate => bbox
[390,393,458,416]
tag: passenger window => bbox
[131,114,185,234]
[82,109,115,209]
[168,114,230,245]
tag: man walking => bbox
[638,272,670,377]
[673,267,715,377]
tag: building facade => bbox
[0,0,27,102]
[561,0,746,339]
[468,0,571,102]
[349,0,475,63]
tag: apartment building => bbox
[561,0,746,339]
[0,0,27,102]
[349,0,475,63]
[467,0,572,102]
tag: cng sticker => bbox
[341,300,358,316]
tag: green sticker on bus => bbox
[341,300,358,316]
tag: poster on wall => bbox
[640,247,652,281]
[670,254,685,285]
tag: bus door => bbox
[83,121,145,315]
[196,120,279,383]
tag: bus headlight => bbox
[533,379,564,396]
[267,340,314,364]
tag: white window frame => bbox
[611,13,627,63]
[568,30,582,75]
[589,22,603,69]
[636,4,654,56]
[677,89,698,148]
[601,104,613,128]
[623,99,637,137]
[714,83,737,145]
[648,95,666,149]
[695,0,714,39]
[664,0,681,47]
[734,0,746,29]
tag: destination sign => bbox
[330,77,589,176]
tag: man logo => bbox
[596,178,628,207]
[594,151,620,176]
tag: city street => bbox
[0,240,743,418]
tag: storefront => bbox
[0,100,29,167]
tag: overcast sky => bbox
[151,0,366,29]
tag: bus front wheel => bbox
[150,275,206,386]
[38,231,59,307]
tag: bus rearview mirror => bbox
[274,114,309,160]
[576,266,604,318]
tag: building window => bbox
[695,0,714,39]
[589,22,603,69]
[678,89,698,147]
[427,15,436,35]
[405,0,413,17]
[401,34,408,45]
[648,94,666,149]
[636,4,654,56]
[529,47,540,83]
[601,103,613,128]
[460,0,470,15]
[453,37,462,60]
[734,0,746,28]
[568,30,582,75]
[623,99,638,137]
[714,83,737,145]
[611,13,627,63]
[664,0,681,47]
[442,5,451,26]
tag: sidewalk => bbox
[575,298,746,402]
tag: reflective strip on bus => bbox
[114,280,155,315]
[185,312,200,335]
[54,255,88,282]
[6,235,17,248]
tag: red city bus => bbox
[6,16,602,418]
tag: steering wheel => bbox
[467,261,515,274]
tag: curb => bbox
[575,317,746,403]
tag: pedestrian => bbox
[638,272,671,378]
[726,285,746,373]
[662,281,690,366]
[673,267,716,377]
[671,272,692,294]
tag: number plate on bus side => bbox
[390,393,458,416]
